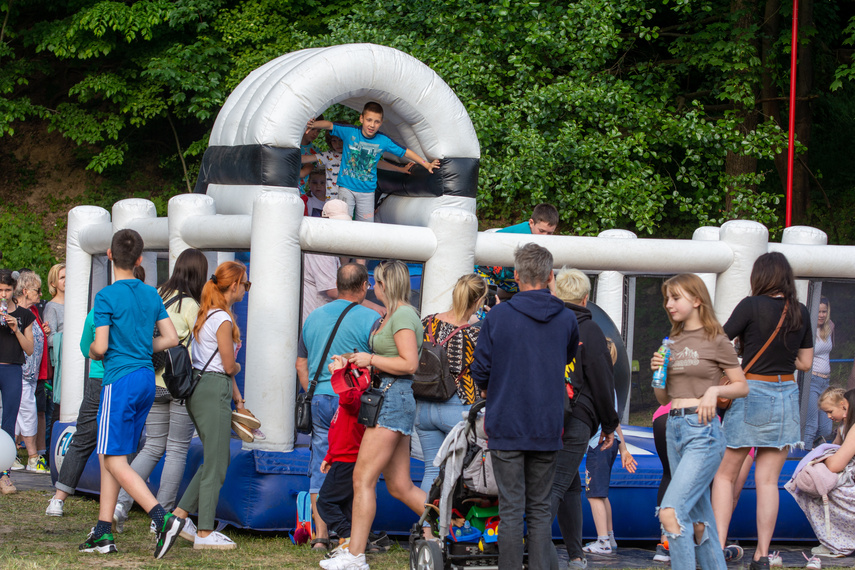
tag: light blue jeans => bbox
[117,397,196,512]
[414,394,468,493]
[660,411,727,570]
[804,374,832,449]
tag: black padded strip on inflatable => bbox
[194,145,478,199]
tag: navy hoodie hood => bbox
[470,289,580,451]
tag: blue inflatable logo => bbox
[53,426,77,474]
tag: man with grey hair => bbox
[471,243,579,570]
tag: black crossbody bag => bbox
[295,302,359,434]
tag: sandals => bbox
[232,409,261,430]
[312,537,331,550]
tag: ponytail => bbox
[194,261,245,343]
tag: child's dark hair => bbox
[309,167,326,180]
[531,203,559,227]
[159,248,208,308]
[325,132,342,148]
[0,269,17,288]
[110,229,144,270]
[362,101,384,116]
[844,389,855,437]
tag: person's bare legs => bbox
[311,493,329,547]
[711,446,751,548]
[752,447,788,561]
[348,427,405,557]
[100,455,158,523]
[382,434,427,514]
[589,497,608,537]
[22,434,39,462]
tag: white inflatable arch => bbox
[59,45,855,457]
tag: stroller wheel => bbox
[410,539,444,570]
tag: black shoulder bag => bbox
[295,302,359,434]
[152,293,190,372]
[163,309,223,403]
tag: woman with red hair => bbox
[172,261,249,551]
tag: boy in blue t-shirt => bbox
[79,229,185,559]
[308,101,440,223]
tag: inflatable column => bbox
[714,220,768,324]
[61,206,111,421]
[244,190,304,451]
[692,226,721,301]
[421,207,479,316]
[779,225,827,432]
[112,199,160,287]
[596,230,636,422]
[168,194,218,276]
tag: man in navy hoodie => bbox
[471,243,579,570]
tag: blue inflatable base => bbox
[50,422,815,540]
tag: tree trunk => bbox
[791,0,814,224]
[761,0,788,184]
[725,0,760,214]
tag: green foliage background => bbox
[0,0,854,279]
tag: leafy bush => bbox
[0,210,60,294]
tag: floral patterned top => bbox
[421,315,481,405]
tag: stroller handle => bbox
[468,398,486,427]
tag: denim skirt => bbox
[375,375,416,436]
[723,379,801,449]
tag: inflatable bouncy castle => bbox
[54,44,855,540]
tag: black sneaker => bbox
[749,556,770,570]
[79,528,118,554]
[153,513,186,559]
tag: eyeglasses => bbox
[241,281,252,292]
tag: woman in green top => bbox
[331,261,424,568]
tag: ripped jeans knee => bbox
[658,507,684,537]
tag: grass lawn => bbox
[0,489,410,569]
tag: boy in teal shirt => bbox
[79,229,184,559]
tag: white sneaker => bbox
[319,548,369,570]
[608,533,617,551]
[10,458,25,471]
[803,552,822,569]
[769,550,782,567]
[194,531,237,550]
[180,518,197,541]
[811,544,844,558]
[582,539,612,555]
[112,503,128,533]
[46,497,64,516]
[150,520,157,534]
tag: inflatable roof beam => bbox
[195,44,479,224]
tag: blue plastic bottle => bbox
[651,337,671,389]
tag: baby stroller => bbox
[409,400,527,570]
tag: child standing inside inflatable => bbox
[308,102,440,222]
[789,388,855,559]
[650,274,747,570]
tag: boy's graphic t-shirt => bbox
[331,124,406,193]
[665,328,739,400]
[94,279,168,386]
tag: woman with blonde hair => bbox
[650,273,747,570]
[322,260,424,570]
[414,273,486,492]
[805,297,834,449]
[172,261,250,550]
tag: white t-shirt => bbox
[302,254,340,324]
[318,150,341,199]
[191,309,237,373]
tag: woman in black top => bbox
[711,252,813,570]
[0,269,36,495]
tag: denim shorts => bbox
[723,379,801,449]
[585,440,619,498]
[375,375,416,436]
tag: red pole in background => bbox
[785,0,799,227]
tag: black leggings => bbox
[653,413,671,507]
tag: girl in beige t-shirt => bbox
[650,274,747,570]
